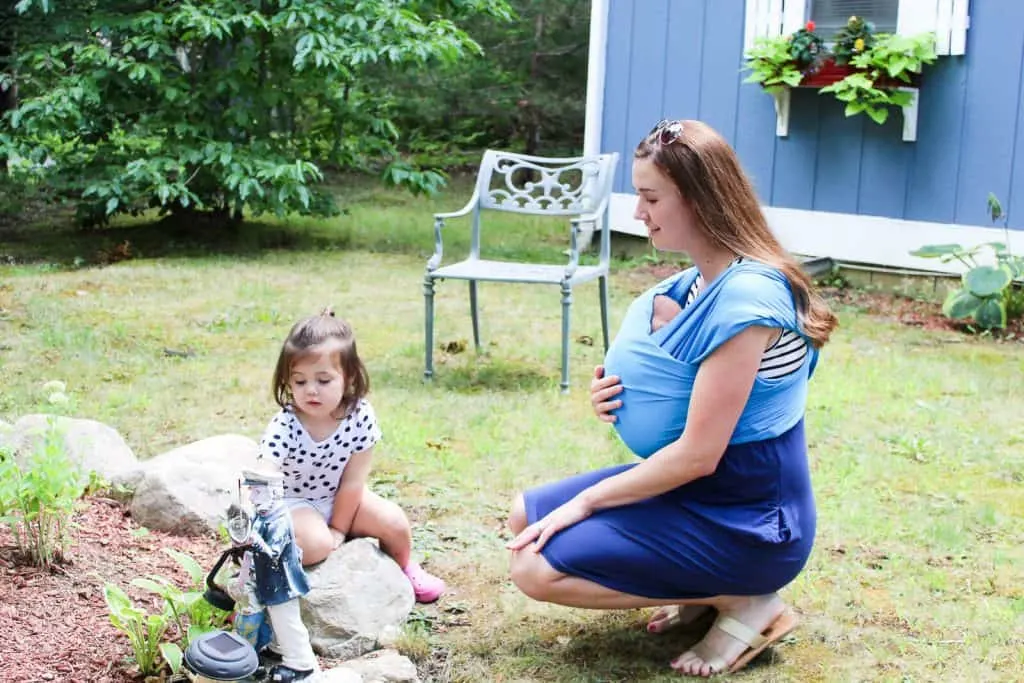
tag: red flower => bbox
[806,20,816,31]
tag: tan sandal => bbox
[675,606,799,676]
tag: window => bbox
[743,0,968,56]
[811,0,899,36]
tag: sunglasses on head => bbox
[648,119,685,146]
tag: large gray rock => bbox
[309,668,363,683]
[0,420,13,452]
[128,434,260,535]
[302,539,415,660]
[6,414,138,488]
[342,650,420,683]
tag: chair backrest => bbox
[474,150,618,217]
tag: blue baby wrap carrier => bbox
[603,260,818,458]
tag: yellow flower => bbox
[854,38,865,51]
[849,15,858,24]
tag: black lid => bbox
[183,630,259,680]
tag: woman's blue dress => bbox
[524,262,817,599]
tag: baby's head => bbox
[271,308,369,418]
[651,294,683,332]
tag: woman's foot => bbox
[646,605,715,634]
[671,594,795,677]
[403,562,446,603]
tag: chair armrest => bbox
[428,191,480,272]
[433,190,480,220]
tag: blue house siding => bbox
[601,0,1024,231]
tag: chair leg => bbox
[560,282,573,393]
[424,274,435,380]
[469,280,481,351]
[598,275,610,353]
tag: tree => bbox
[378,0,590,160]
[0,0,511,227]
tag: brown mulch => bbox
[819,286,1024,341]
[0,497,223,683]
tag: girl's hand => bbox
[590,365,623,423]
[506,496,593,553]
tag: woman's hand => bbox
[591,365,623,423]
[506,496,593,553]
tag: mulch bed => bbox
[0,497,223,683]
[819,286,1024,340]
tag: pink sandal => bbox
[403,562,446,603]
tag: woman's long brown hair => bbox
[636,120,837,347]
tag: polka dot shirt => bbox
[257,399,382,501]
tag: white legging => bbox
[266,599,318,672]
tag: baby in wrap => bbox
[603,259,817,458]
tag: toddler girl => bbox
[256,308,446,603]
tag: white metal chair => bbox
[423,149,619,391]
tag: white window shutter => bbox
[782,0,807,34]
[948,0,969,55]
[897,0,969,55]
[744,0,809,51]
[897,0,935,38]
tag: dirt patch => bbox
[0,496,223,683]
[821,286,1024,341]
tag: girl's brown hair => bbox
[271,307,370,417]
[635,119,838,347]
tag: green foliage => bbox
[911,194,1024,330]
[0,408,87,568]
[820,32,936,124]
[103,582,172,677]
[378,0,589,158]
[743,17,937,127]
[833,15,877,66]
[104,547,227,677]
[1,0,510,227]
[743,35,806,93]
[789,22,826,67]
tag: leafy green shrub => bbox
[0,415,87,568]
[911,194,1024,329]
[3,0,511,227]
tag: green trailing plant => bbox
[744,34,807,93]
[0,382,87,568]
[833,15,877,65]
[820,32,937,124]
[910,193,1024,330]
[744,21,826,93]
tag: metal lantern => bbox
[182,629,259,682]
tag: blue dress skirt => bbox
[523,419,815,600]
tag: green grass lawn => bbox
[1,180,1022,682]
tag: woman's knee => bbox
[507,493,527,535]
[509,550,558,601]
